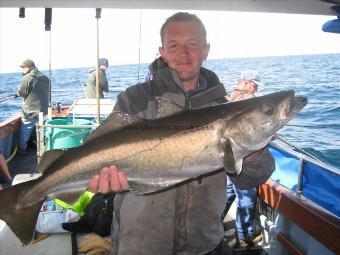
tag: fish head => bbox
[224,90,308,152]
[221,90,307,188]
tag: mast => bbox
[45,8,52,109]
[95,8,101,126]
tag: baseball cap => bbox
[20,59,35,68]
[98,58,109,67]
[240,70,262,86]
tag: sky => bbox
[0,8,339,73]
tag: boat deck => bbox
[8,145,37,176]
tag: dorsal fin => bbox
[37,149,66,173]
[155,97,184,118]
[84,111,143,144]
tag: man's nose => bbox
[177,45,190,55]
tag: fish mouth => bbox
[284,96,308,120]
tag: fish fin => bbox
[221,138,238,176]
[84,111,143,144]
[0,179,44,245]
[155,97,184,118]
[128,178,186,195]
[37,149,66,173]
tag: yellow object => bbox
[5,144,18,163]
[55,191,94,216]
[31,233,49,244]
[78,233,111,255]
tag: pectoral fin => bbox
[221,138,238,176]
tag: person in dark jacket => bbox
[88,12,275,255]
[84,58,109,99]
[16,59,49,154]
[222,70,263,248]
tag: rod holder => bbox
[19,8,25,18]
[96,8,101,19]
[45,8,52,31]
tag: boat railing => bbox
[271,139,340,175]
[270,139,339,213]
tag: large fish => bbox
[0,90,307,245]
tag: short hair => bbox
[160,12,207,45]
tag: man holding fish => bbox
[0,11,307,255]
[89,12,275,254]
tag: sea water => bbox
[0,53,339,169]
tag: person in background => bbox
[226,69,261,102]
[88,13,274,255]
[16,59,49,154]
[84,58,109,99]
[0,150,12,190]
[222,69,263,248]
[144,53,163,82]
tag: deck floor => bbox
[8,143,38,177]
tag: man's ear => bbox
[159,47,167,63]
[203,43,210,60]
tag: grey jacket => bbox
[84,68,109,98]
[111,66,274,255]
[17,67,49,119]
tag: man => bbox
[84,58,109,99]
[89,12,274,255]
[222,70,263,248]
[16,59,49,154]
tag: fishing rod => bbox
[275,134,320,161]
[51,87,125,93]
[0,94,17,103]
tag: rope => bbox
[5,143,18,163]
[275,134,320,161]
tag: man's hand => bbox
[88,165,128,193]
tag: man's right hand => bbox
[88,165,128,193]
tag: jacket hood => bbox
[26,67,48,80]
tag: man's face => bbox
[159,21,210,83]
[22,66,30,75]
[247,81,259,94]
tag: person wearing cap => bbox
[222,69,263,249]
[16,59,49,154]
[84,58,109,99]
[226,69,262,102]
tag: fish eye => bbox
[261,103,274,116]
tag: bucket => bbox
[46,118,94,150]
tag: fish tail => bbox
[0,179,44,245]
